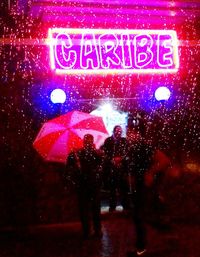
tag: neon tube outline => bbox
[48,28,179,74]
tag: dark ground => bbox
[0,167,200,257]
[0,210,200,257]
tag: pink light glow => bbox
[48,28,179,74]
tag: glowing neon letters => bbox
[48,28,179,74]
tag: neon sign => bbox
[48,28,179,74]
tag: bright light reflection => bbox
[50,89,66,104]
[155,86,171,101]
[91,105,128,136]
[100,103,113,113]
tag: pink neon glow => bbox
[48,28,179,74]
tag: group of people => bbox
[66,125,171,256]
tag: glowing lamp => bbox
[155,87,171,101]
[100,103,113,113]
[50,89,66,104]
[91,105,128,136]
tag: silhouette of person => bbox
[102,125,129,211]
[66,134,103,239]
[126,127,154,256]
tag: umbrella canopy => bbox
[33,110,109,163]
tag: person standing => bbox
[66,134,103,239]
[102,125,129,211]
[126,127,154,256]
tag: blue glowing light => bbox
[50,89,66,104]
[155,87,171,101]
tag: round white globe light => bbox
[155,87,171,101]
[50,89,66,104]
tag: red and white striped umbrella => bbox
[33,110,109,163]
